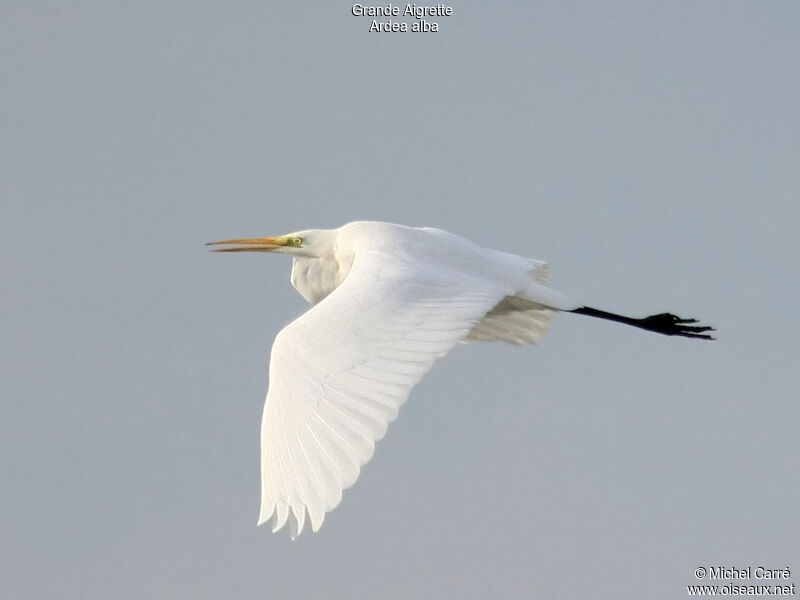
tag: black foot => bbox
[637,313,716,340]
[571,306,716,340]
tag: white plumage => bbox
[208,220,713,538]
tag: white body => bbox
[258,222,578,537]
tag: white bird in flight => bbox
[208,221,713,539]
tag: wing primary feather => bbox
[289,506,305,540]
[272,501,289,533]
[307,411,361,487]
[277,405,306,532]
[332,388,400,422]
[300,422,342,512]
[290,430,326,535]
[316,396,376,463]
[325,391,389,440]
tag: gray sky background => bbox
[2,2,799,599]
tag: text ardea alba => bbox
[208,221,713,538]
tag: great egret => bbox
[208,221,713,538]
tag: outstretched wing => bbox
[259,248,518,538]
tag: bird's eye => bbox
[291,237,302,246]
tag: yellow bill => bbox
[206,237,291,252]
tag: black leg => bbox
[571,306,715,340]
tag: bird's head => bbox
[206,229,334,258]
